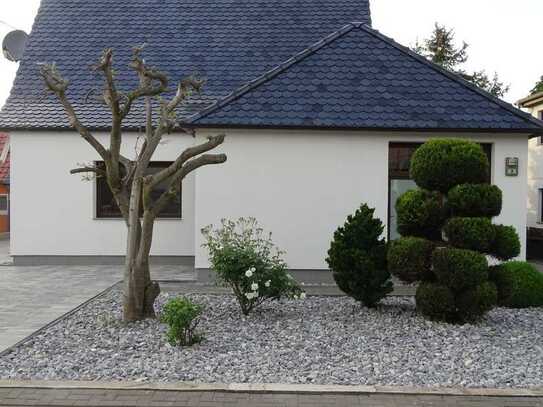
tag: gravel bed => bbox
[1,288,542,388]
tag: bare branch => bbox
[39,63,109,161]
[70,166,106,176]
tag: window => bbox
[0,194,8,215]
[388,142,492,240]
[96,162,182,219]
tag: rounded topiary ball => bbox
[443,217,496,252]
[415,282,456,322]
[488,261,543,308]
[447,184,502,218]
[490,225,521,261]
[410,139,489,193]
[432,247,488,292]
[456,281,497,323]
[387,237,434,283]
[396,189,445,240]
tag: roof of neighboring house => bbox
[0,0,370,131]
[0,133,9,185]
[190,23,543,133]
[517,91,543,109]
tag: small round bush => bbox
[490,225,521,261]
[160,297,204,346]
[443,217,496,252]
[410,139,489,193]
[432,247,488,292]
[396,189,445,240]
[447,184,502,218]
[326,204,393,307]
[456,282,497,323]
[488,261,543,308]
[387,237,434,283]
[416,283,456,322]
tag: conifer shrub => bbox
[327,204,392,307]
[387,237,434,283]
[432,248,488,292]
[490,225,521,261]
[488,261,543,308]
[415,282,456,322]
[443,217,495,252]
[395,189,445,240]
[447,184,502,218]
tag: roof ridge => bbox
[356,24,543,130]
[187,23,359,124]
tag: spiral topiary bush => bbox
[395,189,445,240]
[432,248,488,292]
[387,237,434,283]
[415,282,456,322]
[443,217,496,252]
[410,139,489,193]
[447,184,502,218]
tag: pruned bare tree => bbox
[40,46,226,321]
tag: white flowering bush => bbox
[202,217,305,315]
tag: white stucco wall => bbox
[524,104,543,229]
[11,129,529,266]
[194,129,529,269]
[10,131,197,256]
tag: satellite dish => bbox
[2,30,28,62]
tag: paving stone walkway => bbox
[0,387,541,407]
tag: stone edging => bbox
[0,380,541,397]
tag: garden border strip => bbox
[0,380,541,397]
[0,281,122,358]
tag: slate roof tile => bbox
[190,23,543,132]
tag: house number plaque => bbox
[505,157,519,177]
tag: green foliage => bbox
[387,237,434,283]
[413,23,509,97]
[432,248,488,293]
[160,297,204,346]
[447,184,502,218]
[531,75,543,95]
[202,217,304,315]
[490,225,521,261]
[443,217,495,252]
[415,283,456,322]
[456,282,497,323]
[326,204,393,307]
[488,262,543,308]
[395,189,444,240]
[410,139,489,193]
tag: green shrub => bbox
[443,217,495,252]
[447,184,502,218]
[490,225,521,261]
[396,189,445,240]
[410,139,489,193]
[387,237,434,283]
[415,283,456,322]
[160,297,204,346]
[432,248,488,292]
[326,204,393,307]
[488,261,543,308]
[202,217,304,315]
[456,282,497,323]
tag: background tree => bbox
[531,76,543,95]
[40,46,227,322]
[413,23,509,98]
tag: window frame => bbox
[0,194,8,215]
[539,188,543,224]
[94,161,182,220]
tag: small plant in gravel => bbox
[392,139,521,323]
[160,297,204,346]
[202,217,304,315]
[326,204,392,307]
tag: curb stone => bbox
[0,380,541,397]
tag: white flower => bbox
[287,274,293,280]
[264,280,271,288]
[251,283,259,291]
[250,267,256,272]
[300,292,306,300]
[253,291,259,298]
[293,294,299,300]
[245,270,253,278]
[245,292,254,300]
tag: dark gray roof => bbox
[190,23,543,133]
[0,0,370,130]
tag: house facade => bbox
[0,133,9,233]
[1,1,542,279]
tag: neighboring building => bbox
[0,133,9,233]
[0,1,542,280]
[518,91,543,258]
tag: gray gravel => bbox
[1,288,542,388]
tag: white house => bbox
[1,1,542,282]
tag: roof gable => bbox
[190,23,543,133]
[0,0,370,130]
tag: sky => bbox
[0,0,541,107]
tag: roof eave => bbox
[517,91,543,108]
